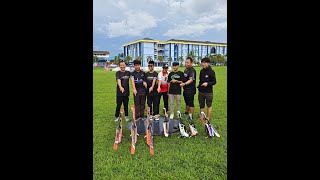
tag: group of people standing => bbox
[114,57,217,122]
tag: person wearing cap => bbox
[130,59,147,119]
[197,57,217,120]
[167,62,185,119]
[180,57,196,120]
[114,60,130,122]
[145,60,160,120]
[157,63,170,114]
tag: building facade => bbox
[93,51,110,61]
[93,51,110,67]
[123,38,227,66]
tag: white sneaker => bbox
[189,113,193,120]
[169,114,174,119]
[154,114,160,121]
[115,117,119,122]
[125,116,129,121]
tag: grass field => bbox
[93,66,227,180]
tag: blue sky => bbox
[93,0,227,57]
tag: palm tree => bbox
[146,56,153,62]
[93,55,98,63]
[215,54,225,65]
[136,56,143,61]
[168,57,173,66]
[158,56,164,67]
[188,51,196,61]
[114,56,119,64]
[178,56,184,66]
[125,55,132,64]
[197,56,203,66]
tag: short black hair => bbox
[172,62,179,66]
[119,60,126,65]
[186,57,193,62]
[148,60,155,65]
[201,57,211,63]
[133,59,141,65]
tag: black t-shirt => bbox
[130,70,146,92]
[197,66,216,93]
[116,70,130,96]
[183,67,196,95]
[167,71,184,95]
[145,71,158,96]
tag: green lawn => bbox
[94,66,227,180]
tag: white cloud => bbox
[94,0,226,39]
[163,0,227,37]
[112,0,128,9]
[104,11,158,38]
[163,15,227,37]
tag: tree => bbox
[146,56,153,62]
[216,54,225,64]
[168,57,173,66]
[213,54,225,66]
[114,56,119,64]
[158,56,164,66]
[187,51,196,64]
[178,56,184,66]
[196,56,203,66]
[136,56,143,61]
[125,55,132,63]
[93,55,98,63]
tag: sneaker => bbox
[189,113,193,120]
[125,116,129,121]
[154,114,160,121]
[115,117,119,122]
[169,114,174,119]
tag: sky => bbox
[93,0,227,57]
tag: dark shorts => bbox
[183,93,195,107]
[198,92,213,108]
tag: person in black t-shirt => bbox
[167,62,185,119]
[130,60,147,119]
[197,57,217,120]
[115,61,130,121]
[145,61,160,119]
[180,57,196,120]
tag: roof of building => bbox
[123,38,227,46]
[166,39,227,45]
[93,51,110,54]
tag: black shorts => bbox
[183,93,195,107]
[198,92,213,108]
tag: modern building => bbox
[123,38,227,67]
[93,51,110,61]
[93,51,110,67]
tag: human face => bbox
[185,59,192,68]
[163,68,168,73]
[134,64,141,71]
[119,62,126,71]
[173,65,178,71]
[201,61,209,69]
[148,64,154,72]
